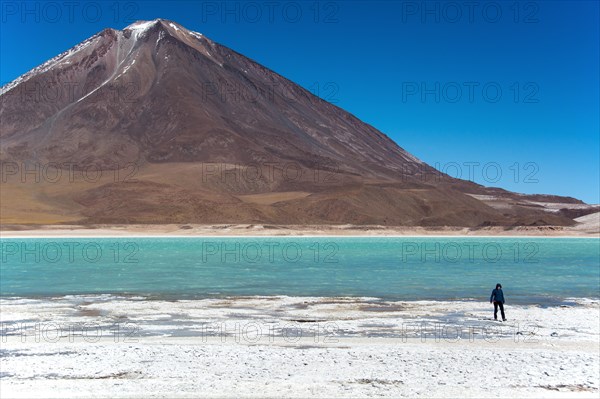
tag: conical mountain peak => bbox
[123,19,205,42]
[0,19,582,226]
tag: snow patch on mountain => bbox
[125,20,159,32]
[1,35,100,96]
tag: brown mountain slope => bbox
[0,19,584,227]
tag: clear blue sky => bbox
[1,1,598,203]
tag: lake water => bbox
[1,237,598,304]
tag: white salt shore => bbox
[1,296,599,398]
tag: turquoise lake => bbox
[1,237,598,303]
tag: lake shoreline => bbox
[1,222,599,238]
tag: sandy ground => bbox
[1,296,598,398]
[1,218,599,238]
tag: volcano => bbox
[0,19,587,226]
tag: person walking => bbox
[490,283,506,321]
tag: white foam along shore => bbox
[1,296,598,398]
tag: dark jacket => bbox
[490,288,505,304]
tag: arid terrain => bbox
[1,19,597,229]
[2,210,598,238]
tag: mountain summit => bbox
[1,18,419,174]
[0,20,585,226]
